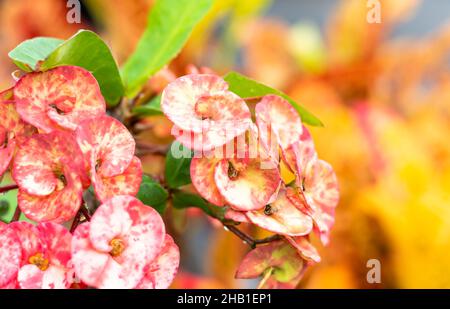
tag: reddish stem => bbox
[0,184,18,193]
[225,224,282,249]
[11,206,21,222]
[80,203,91,221]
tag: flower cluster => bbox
[0,66,179,289]
[162,74,339,287]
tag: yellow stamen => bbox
[29,253,49,271]
[109,238,126,257]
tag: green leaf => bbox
[132,94,163,116]
[121,0,213,97]
[9,30,124,106]
[172,191,225,220]
[8,37,64,72]
[165,141,193,189]
[137,175,168,214]
[223,71,323,127]
[40,30,124,106]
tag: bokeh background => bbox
[1,0,450,288]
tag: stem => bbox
[257,267,274,289]
[0,184,18,193]
[70,211,82,233]
[224,224,282,249]
[80,203,91,221]
[11,206,21,222]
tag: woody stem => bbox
[80,203,91,221]
[11,206,21,222]
[0,184,18,193]
[224,224,282,249]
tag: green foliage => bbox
[132,94,163,116]
[165,141,193,189]
[137,175,168,214]
[223,71,323,127]
[121,0,213,97]
[172,191,226,220]
[9,30,124,106]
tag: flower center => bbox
[228,162,239,180]
[264,205,274,216]
[53,169,67,191]
[109,238,126,257]
[49,95,76,115]
[29,253,49,271]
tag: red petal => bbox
[9,221,43,264]
[92,156,142,203]
[75,115,135,177]
[136,234,180,289]
[0,222,22,287]
[14,66,105,133]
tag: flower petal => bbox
[37,222,72,267]
[14,66,105,133]
[246,188,313,236]
[136,235,180,289]
[255,95,302,149]
[9,221,43,263]
[18,264,44,289]
[0,222,22,287]
[285,236,321,263]
[92,156,142,203]
[214,159,281,211]
[190,157,225,206]
[75,115,135,177]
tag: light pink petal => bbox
[281,128,317,174]
[14,66,105,133]
[75,115,135,177]
[92,156,142,203]
[136,235,180,289]
[224,209,249,223]
[0,223,22,287]
[246,188,313,236]
[71,223,109,287]
[190,157,225,206]
[214,159,281,211]
[9,221,43,263]
[17,167,82,223]
[161,74,243,133]
[0,138,15,177]
[37,223,72,267]
[18,264,44,289]
[255,95,302,149]
[285,236,321,263]
[41,265,73,289]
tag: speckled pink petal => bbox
[246,188,313,236]
[75,115,135,177]
[41,265,73,289]
[18,264,71,289]
[12,131,87,196]
[162,74,232,132]
[172,122,250,152]
[38,223,72,268]
[281,127,317,174]
[18,264,44,289]
[71,223,110,288]
[9,221,43,264]
[136,235,180,289]
[0,222,22,287]
[92,156,142,203]
[214,159,281,211]
[0,138,15,177]
[190,157,225,206]
[14,66,105,133]
[17,167,83,223]
[302,159,339,245]
[285,236,321,263]
[255,95,302,150]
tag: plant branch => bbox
[0,184,18,193]
[11,206,21,222]
[224,224,282,249]
[80,203,91,221]
[70,210,82,233]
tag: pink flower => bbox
[0,88,35,177]
[12,131,86,223]
[75,115,142,202]
[0,222,22,289]
[9,222,74,289]
[14,66,105,133]
[136,234,180,289]
[71,195,167,288]
[162,74,252,151]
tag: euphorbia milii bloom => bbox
[10,222,74,289]
[71,195,166,289]
[0,222,22,289]
[14,66,106,133]
[75,115,141,202]
[0,88,35,177]
[12,131,85,222]
[136,234,180,289]
[162,74,252,151]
